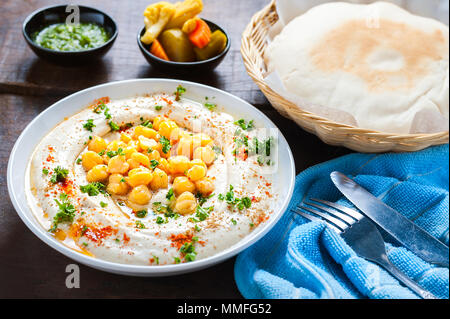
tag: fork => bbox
[294,198,437,299]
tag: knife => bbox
[330,171,449,268]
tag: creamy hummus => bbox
[26,88,276,265]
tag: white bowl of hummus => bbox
[7,79,295,276]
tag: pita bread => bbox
[265,1,449,133]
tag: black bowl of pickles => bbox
[23,5,118,65]
[137,0,230,73]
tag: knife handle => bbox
[376,254,438,299]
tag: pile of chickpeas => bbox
[80,116,216,215]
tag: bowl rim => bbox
[22,4,119,55]
[7,78,296,276]
[137,18,231,66]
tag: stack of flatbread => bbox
[265,1,449,134]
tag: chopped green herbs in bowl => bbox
[23,5,118,64]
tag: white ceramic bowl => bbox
[7,79,295,276]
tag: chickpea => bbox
[193,146,216,166]
[195,133,213,147]
[158,120,178,139]
[124,146,138,160]
[126,167,153,187]
[152,142,164,157]
[157,158,170,174]
[106,174,129,195]
[130,152,150,168]
[169,127,183,144]
[186,165,206,182]
[149,168,168,190]
[195,177,215,196]
[107,155,130,174]
[86,164,109,183]
[127,140,139,149]
[128,185,152,205]
[81,151,104,171]
[134,126,159,140]
[152,116,163,131]
[120,133,132,144]
[176,136,194,158]
[138,136,158,152]
[175,192,197,215]
[173,176,196,196]
[168,155,190,175]
[88,136,107,153]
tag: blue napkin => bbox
[234,145,449,299]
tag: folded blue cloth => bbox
[235,145,449,299]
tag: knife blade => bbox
[330,171,449,268]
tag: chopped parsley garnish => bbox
[100,201,108,208]
[93,102,107,114]
[103,107,112,120]
[174,257,181,264]
[249,223,255,227]
[135,210,148,218]
[135,220,146,229]
[231,218,237,225]
[49,193,76,232]
[50,166,69,184]
[108,121,120,131]
[140,117,153,128]
[204,102,216,111]
[155,105,163,111]
[153,202,179,220]
[150,159,159,170]
[80,182,106,196]
[76,158,82,164]
[195,192,214,206]
[194,224,201,232]
[166,188,175,201]
[250,137,274,165]
[195,205,213,221]
[180,242,196,262]
[42,168,49,175]
[156,216,165,224]
[83,119,95,132]
[159,136,171,154]
[106,147,125,158]
[152,255,160,265]
[81,225,88,235]
[174,85,186,101]
[234,119,255,131]
[218,185,252,211]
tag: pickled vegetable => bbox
[186,19,211,48]
[159,29,196,62]
[193,30,227,61]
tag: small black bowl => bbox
[137,19,230,73]
[23,5,118,65]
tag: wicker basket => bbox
[241,0,449,153]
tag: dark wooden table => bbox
[0,0,351,299]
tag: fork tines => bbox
[294,198,364,233]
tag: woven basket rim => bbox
[241,0,449,142]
